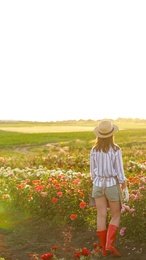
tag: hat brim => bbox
[94,124,119,138]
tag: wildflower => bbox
[139,186,145,191]
[61,181,68,185]
[70,214,77,220]
[120,227,126,236]
[121,206,126,214]
[34,185,44,192]
[32,180,41,184]
[55,184,61,190]
[74,251,81,258]
[129,194,136,200]
[41,192,48,197]
[81,247,92,256]
[48,177,55,182]
[40,253,54,259]
[72,179,80,184]
[46,184,51,188]
[129,208,135,214]
[79,190,84,196]
[25,178,30,183]
[124,205,130,211]
[51,197,58,203]
[79,201,86,209]
[57,191,63,197]
[17,183,26,189]
[52,179,58,184]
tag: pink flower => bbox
[72,179,81,184]
[41,192,47,197]
[57,191,63,197]
[121,204,129,213]
[121,206,126,213]
[130,194,136,200]
[55,184,61,190]
[120,227,126,236]
[129,208,135,214]
[139,186,145,191]
[124,205,130,211]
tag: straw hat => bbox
[94,120,119,138]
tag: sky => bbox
[0,0,146,122]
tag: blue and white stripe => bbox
[90,147,126,187]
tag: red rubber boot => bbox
[96,230,108,256]
[105,224,121,257]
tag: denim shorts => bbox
[92,184,120,201]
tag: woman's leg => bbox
[95,195,108,230]
[95,195,108,256]
[105,201,121,256]
[108,201,121,227]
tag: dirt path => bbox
[0,218,145,260]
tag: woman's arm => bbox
[90,149,96,181]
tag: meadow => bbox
[0,120,146,260]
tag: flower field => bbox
[0,126,146,259]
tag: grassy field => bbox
[0,119,146,151]
[0,121,145,173]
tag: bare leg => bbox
[95,195,108,230]
[105,201,121,256]
[108,201,121,227]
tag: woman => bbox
[90,120,129,257]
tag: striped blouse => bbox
[90,147,126,187]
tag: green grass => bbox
[0,128,146,153]
[0,131,94,148]
[0,120,146,163]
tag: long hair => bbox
[93,135,120,153]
